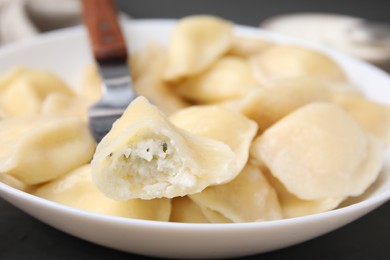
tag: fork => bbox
[82,0,136,142]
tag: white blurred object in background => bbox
[261,13,390,72]
[0,0,81,45]
[0,0,129,46]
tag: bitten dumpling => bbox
[250,44,347,84]
[91,97,237,200]
[189,163,283,223]
[0,116,96,185]
[251,102,384,200]
[34,165,171,221]
[0,67,75,116]
[164,15,233,81]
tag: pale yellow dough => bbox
[174,56,258,103]
[260,166,344,218]
[169,105,258,173]
[227,36,273,58]
[170,196,209,223]
[91,96,237,200]
[250,44,347,84]
[34,165,171,221]
[40,93,88,120]
[251,102,384,200]
[222,77,332,132]
[0,116,96,185]
[0,67,74,116]
[190,163,283,223]
[333,94,390,146]
[164,15,233,81]
[0,173,30,191]
[132,43,190,115]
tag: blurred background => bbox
[116,0,390,25]
[1,0,389,71]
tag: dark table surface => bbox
[1,197,389,260]
[1,0,390,259]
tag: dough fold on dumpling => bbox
[260,165,345,218]
[40,93,88,120]
[169,105,258,173]
[34,165,171,221]
[222,77,332,132]
[170,196,209,223]
[132,43,190,115]
[251,102,384,200]
[0,173,30,191]
[164,15,233,81]
[0,116,96,185]
[226,36,273,58]
[189,163,283,223]
[91,96,237,200]
[333,94,390,146]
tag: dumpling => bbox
[222,77,332,132]
[189,163,283,223]
[170,196,209,223]
[174,56,258,103]
[260,165,344,218]
[333,94,390,146]
[250,44,347,84]
[0,116,96,185]
[169,105,258,173]
[0,67,75,116]
[164,15,233,81]
[91,96,237,200]
[251,102,384,200]
[34,165,171,221]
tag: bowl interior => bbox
[0,19,390,259]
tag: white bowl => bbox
[0,19,390,259]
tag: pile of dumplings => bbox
[1,15,390,223]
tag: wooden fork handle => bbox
[82,0,128,62]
